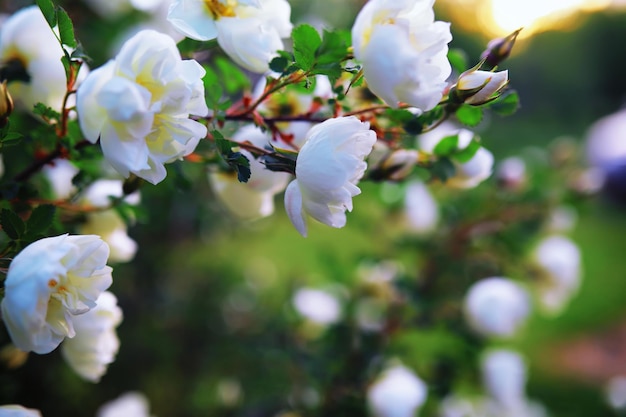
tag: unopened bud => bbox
[454,69,509,105]
[481,28,522,69]
[0,80,14,127]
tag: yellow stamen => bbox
[204,0,237,19]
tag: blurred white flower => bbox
[168,0,293,73]
[83,0,168,18]
[440,395,547,417]
[532,235,581,314]
[404,181,439,235]
[368,363,427,417]
[61,291,122,382]
[284,116,376,236]
[0,405,42,417]
[481,349,527,409]
[77,180,139,263]
[0,6,87,112]
[42,159,79,199]
[1,235,112,354]
[546,206,578,233]
[96,392,152,417]
[418,122,493,189]
[456,69,509,105]
[463,277,530,338]
[77,29,208,184]
[585,108,626,169]
[352,0,452,111]
[292,288,342,325]
[209,125,291,219]
[606,376,626,410]
[496,157,526,190]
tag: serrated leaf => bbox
[57,8,77,48]
[455,104,483,126]
[36,0,56,28]
[1,209,25,240]
[490,91,520,116]
[27,205,56,235]
[292,24,322,71]
[433,135,459,156]
[33,103,61,120]
[212,130,232,155]
[454,139,481,163]
[316,29,348,65]
[232,154,251,183]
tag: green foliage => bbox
[213,130,251,183]
[36,0,56,28]
[57,8,77,49]
[455,104,484,126]
[490,90,521,116]
[448,48,469,74]
[293,24,322,72]
[1,209,25,240]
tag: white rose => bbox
[368,364,427,417]
[481,349,527,409]
[61,291,122,382]
[96,392,152,417]
[1,235,112,354]
[463,277,530,338]
[209,125,291,219]
[404,181,439,235]
[455,69,509,105]
[42,159,80,200]
[352,0,452,111]
[292,288,342,325]
[76,29,208,185]
[168,0,293,73]
[532,235,581,313]
[418,122,493,189]
[77,180,139,263]
[284,116,376,236]
[0,405,42,417]
[0,6,88,112]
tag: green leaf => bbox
[433,135,459,156]
[316,30,348,65]
[490,91,520,116]
[203,66,223,108]
[215,56,250,94]
[455,104,483,126]
[431,157,456,182]
[292,24,322,71]
[230,153,251,183]
[26,205,56,236]
[454,139,482,163]
[33,103,61,120]
[269,56,289,73]
[448,48,468,74]
[1,209,25,240]
[57,7,77,48]
[36,0,57,28]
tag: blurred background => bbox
[2,0,626,416]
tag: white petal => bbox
[284,180,307,237]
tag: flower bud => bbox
[481,28,522,69]
[455,69,509,105]
[0,80,14,127]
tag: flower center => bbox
[204,0,237,19]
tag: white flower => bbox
[284,116,376,236]
[76,29,208,185]
[456,69,509,105]
[209,125,291,219]
[77,180,139,263]
[0,6,87,112]
[96,392,152,417]
[606,376,626,410]
[368,364,427,417]
[532,235,581,313]
[404,181,439,235]
[167,0,293,73]
[496,157,526,190]
[0,405,42,417]
[42,159,79,199]
[418,122,493,189]
[463,277,530,338]
[585,109,626,169]
[1,235,113,354]
[481,349,527,409]
[61,291,122,382]
[352,0,452,111]
[292,288,342,325]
